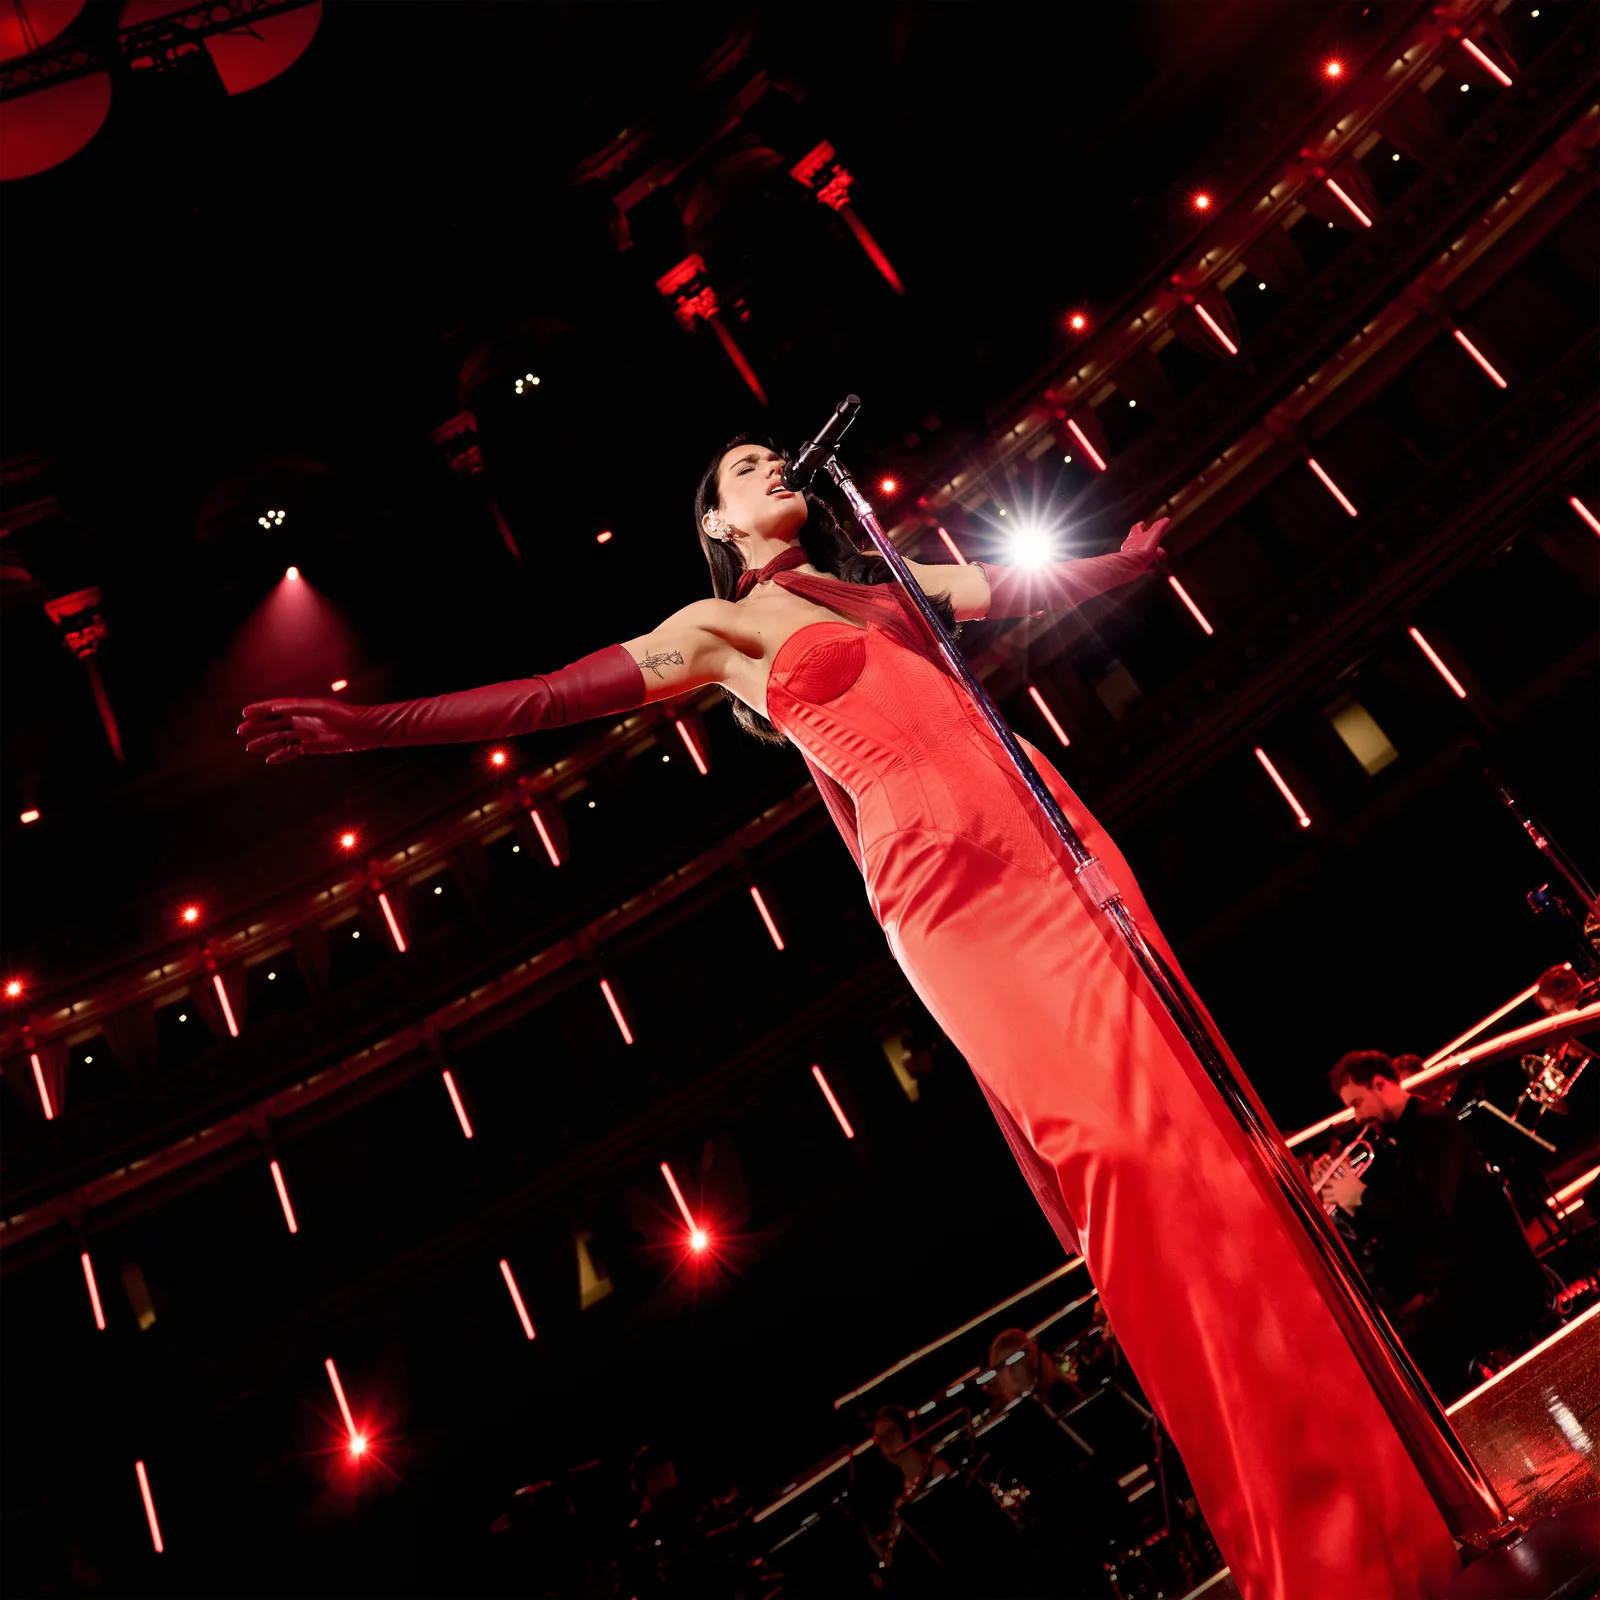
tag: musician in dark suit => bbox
[1324,1051,1550,1393]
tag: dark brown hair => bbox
[1327,1050,1398,1095]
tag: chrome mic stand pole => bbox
[819,450,1529,1559]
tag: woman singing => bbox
[238,435,1460,1598]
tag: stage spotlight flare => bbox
[1068,312,1087,331]
[285,566,300,581]
[1323,58,1345,79]
[1007,523,1055,569]
[20,808,40,824]
[690,1229,709,1253]
[181,906,200,925]
[5,980,21,998]
[1191,191,1213,211]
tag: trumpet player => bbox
[1323,1052,1549,1394]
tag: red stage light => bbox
[348,1434,368,1457]
[135,1461,164,1554]
[878,477,898,496]
[330,679,349,693]
[1451,329,1508,389]
[659,1160,698,1232]
[1307,458,1359,517]
[1323,177,1372,228]
[1407,627,1468,699]
[1167,575,1216,636]
[596,530,613,544]
[689,1228,709,1253]
[1068,312,1087,332]
[441,1069,474,1139]
[529,810,563,867]
[811,1064,855,1139]
[1191,192,1213,212]
[1026,686,1070,748]
[1323,58,1345,79]
[749,885,785,951]
[270,1159,300,1233]
[324,1356,359,1445]
[674,718,709,776]
[498,1258,537,1340]
[1570,496,1600,537]
[181,905,200,925]
[19,808,40,824]
[935,526,968,565]
[30,1052,54,1119]
[489,749,508,768]
[599,978,633,1044]
[211,972,240,1038]
[1193,303,1238,356]
[1254,747,1312,829]
[1064,418,1107,473]
[5,979,21,998]
[1459,36,1512,87]
[1549,1164,1599,1208]
[285,566,300,581]
[377,892,407,953]
[81,1250,107,1330]
[339,831,358,850]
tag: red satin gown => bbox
[757,568,1461,1600]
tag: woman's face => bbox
[706,444,808,546]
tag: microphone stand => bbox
[807,417,1597,1593]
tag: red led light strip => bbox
[498,1258,537,1340]
[1193,304,1238,356]
[599,978,633,1044]
[1451,329,1507,389]
[1166,575,1215,636]
[270,1159,300,1234]
[1026,686,1070,748]
[1323,177,1372,229]
[749,885,785,950]
[1307,458,1358,517]
[659,1160,697,1230]
[1064,418,1107,472]
[30,1051,55,1119]
[674,718,709,776]
[81,1250,107,1330]
[377,892,407,953]
[1459,36,1512,88]
[135,1461,164,1553]
[529,810,562,866]
[1549,1164,1600,1208]
[1569,497,1600,537]
[324,1356,358,1440]
[441,1069,473,1139]
[1254,747,1312,828]
[1407,627,1468,698]
[935,526,968,565]
[211,972,239,1038]
[1445,1302,1600,1415]
[810,1065,855,1139]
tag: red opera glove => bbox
[237,643,645,765]
[975,518,1169,620]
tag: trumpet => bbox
[1306,1122,1379,1216]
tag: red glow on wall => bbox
[498,1258,537,1340]
[811,1065,856,1139]
[377,892,407,953]
[30,1053,54,1119]
[19,808,39,824]
[270,1159,300,1234]
[135,1461,164,1554]
[674,719,709,776]
[324,1356,358,1442]
[529,810,563,866]
[1193,303,1238,356]
[1459,36,1513,87]
[659,1160,697,1230]
[81,1250,107,1331]
[181,905,200,925]
[489,749,508,768]
[441,1070,474,1139]
[596,530,613,544]
[1323,177,1372,228]
[1064,418,1107,472]
[748,885,785,950]
[1167,575,1216,636]
[211,972,240,1038]
[1191,191,1213,212]
[1322,58,1345,79]
[1566,496,1600,537]
[1307,458,1359,517]
[935,526,968,565]
[1407,627,1468,699]
[1026,686,1071,748]
[599,979,633,1044]
[1451,329,1508,388]
[1254,747,1313,829]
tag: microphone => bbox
[782,394,861,492]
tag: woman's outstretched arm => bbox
[903,518,1169,622]
[237,600,738,764]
